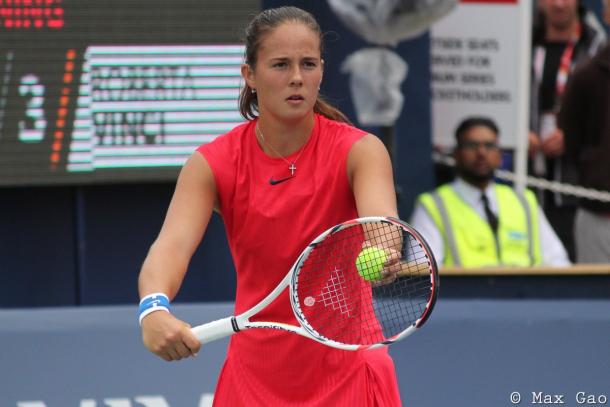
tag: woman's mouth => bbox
[287,95,305,101]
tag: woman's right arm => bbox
[138,151,217,361]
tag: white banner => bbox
[430,0,529,149]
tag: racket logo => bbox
[304,296,315,307]
[319,267,351,317]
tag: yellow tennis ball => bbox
[356,247,387,281]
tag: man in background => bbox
[558,0,610,263]
[528,0,606,261]
[411,117,570,268]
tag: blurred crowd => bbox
[412,0,610,267]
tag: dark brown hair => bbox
[238,6,350,123]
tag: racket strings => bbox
[319,267,351,317]
[294,221,434,346]
[372,234,431,339]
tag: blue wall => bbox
[0,185,236,307]
[2,300,610,406]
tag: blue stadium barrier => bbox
[1,299,609,406]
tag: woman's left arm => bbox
[347,134,399,218]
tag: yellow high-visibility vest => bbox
[418,184,542,267]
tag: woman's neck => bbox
[256,114,315,156]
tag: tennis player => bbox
[138,6,402,406]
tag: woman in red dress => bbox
[138,6,402,406]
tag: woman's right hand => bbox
[141,311,202,361]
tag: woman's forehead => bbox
[258,22,321,54]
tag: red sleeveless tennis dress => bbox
[197,114,402,407]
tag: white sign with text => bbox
[430,0,527,149]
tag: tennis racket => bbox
[191,216,438,351]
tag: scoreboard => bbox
[0,0,256,185]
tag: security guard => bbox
[410,117,569,267]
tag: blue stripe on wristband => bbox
[138,293,171,325]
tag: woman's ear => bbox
[241,63,255,90]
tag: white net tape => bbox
[433,152,610,203]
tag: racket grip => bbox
[191,316,237,345]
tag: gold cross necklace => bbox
[255,124,306,176]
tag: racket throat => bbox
[230,316,240,332]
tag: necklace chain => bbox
[255,124,305,176]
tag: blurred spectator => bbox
[558,0,610,263]
[411,117,570,267]
[529,0,607,261]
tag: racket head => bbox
[290,216,438,350]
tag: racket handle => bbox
[191,316,237,345]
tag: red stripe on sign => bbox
[461,0,518,3]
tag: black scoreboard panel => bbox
[0,0,257,185]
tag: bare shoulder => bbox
[173,151,218,209]
[348,133,391,171]
[353,133,388,151]
[179,152,215,186]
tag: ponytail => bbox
[238,84,258,121]
[314,97,351,124]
